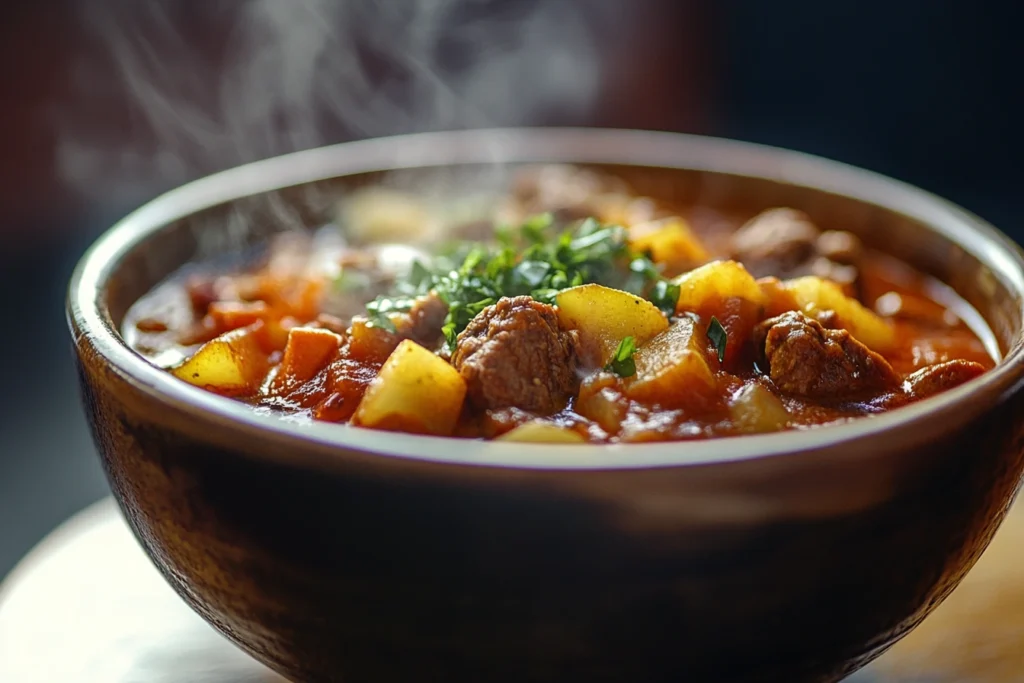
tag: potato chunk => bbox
[354,340,467,436]
[629,217,710,273]
[555,284,669,365]
[626,318,718,409]
[497,422,586,443]
[784,276,896,352]
[728,384,791,434]
[672,260,767,367]
[673,260,767,313]
[171,325,270,396]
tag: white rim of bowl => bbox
[68,128,1024,471]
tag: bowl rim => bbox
[68,127,1024,471]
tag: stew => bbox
[123,165,996,443]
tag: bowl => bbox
[67,128,1024,683]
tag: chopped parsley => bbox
[708,316,728,363]
[650,280,681,317]
[363,214,682,349]
[605,336,637,377]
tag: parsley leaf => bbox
[362,214,680,350]
[605,336,637,377]
[708,316,728,363]
[650,280,681,317]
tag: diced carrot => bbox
[267,327,342,396]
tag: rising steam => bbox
[57,0,605,209]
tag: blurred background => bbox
[1,0,1021,580]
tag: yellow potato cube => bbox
[627,318,718,408]
[672,260,768,366]
[672,260,767,315]
[171,326,269,396]
[728,384,791,434]
[784,276,896,352]
[497,422,587,443]
[555,284,669,365]
[354,340,467,436]
[629,217,710,271]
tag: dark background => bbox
[1,0,1021,580]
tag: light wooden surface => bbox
[1,497,1022,683]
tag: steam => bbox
[57,0,605,211]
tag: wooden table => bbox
[2,498,1022,683]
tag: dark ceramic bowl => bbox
[68,129,1024,683]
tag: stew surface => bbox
[124,165,997,443]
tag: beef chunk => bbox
[870,359,987,411]
[396,293,447,347]
[817,230,863,265]
[729,208,863,294]
[730,208,821,277]
[903,360,986,401]
[756,310,900,398]
[451,296,580,413]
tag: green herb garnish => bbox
[708,316,728,363]
[605,336,637,377]
[365,296,419,333]
[364,215,679,350]
[650,279,681,317]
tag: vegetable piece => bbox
[672,260,767,367]
[605,336,637,377]
[266,327,342,396]
[626,318,718,409]
[497,422,586,443]
[707,317,728,363]
[555,283,669,365]
[575,375,628,436]
[348,318,401,363]
[364,215,667,350]
[628,217,710,273]
[784,276,896,352]
[728,384,791,434]
[171,325,270,396]
[206,301,292,350]
[649,280,681,317]
[353,340,467,436]
[673,260,768,313]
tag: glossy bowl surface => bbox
[69,128,1024,683]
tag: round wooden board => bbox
[2,498,1023,683]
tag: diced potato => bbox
[266,327,342,396]
[555,284,669,365]
[575,375,628,436]
[497,422,587,443]
[628,217,710,272]
[673,260,767,314]
[784,276,896,352]
[171,325,270,396]
[672,260,767,366]
[354,340,467,436]
[728,384,791,434]
[627,318,718,409]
